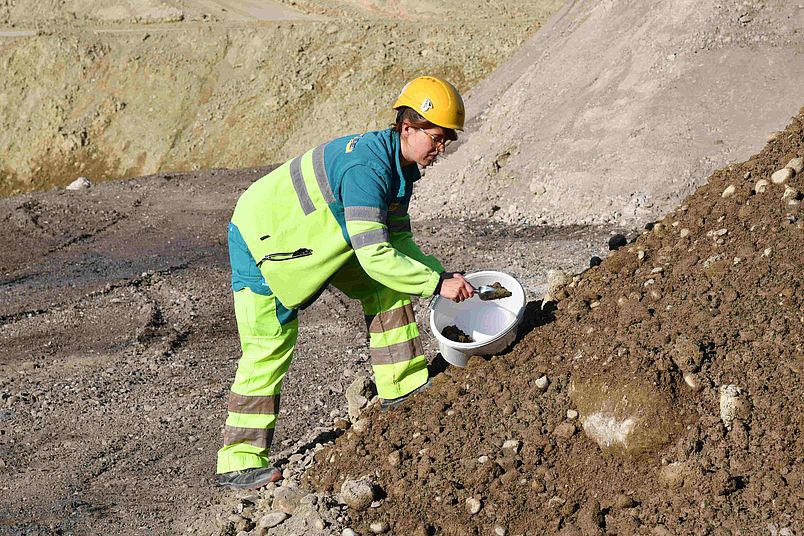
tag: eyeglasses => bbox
[415,127,452,149]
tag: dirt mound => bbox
[414,0,804,227]
[304,110,804,534]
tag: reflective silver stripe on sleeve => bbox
[389,204,408,217]
[312,144,335,204]
[351,228,389,249]
[290,156,315,215]
[345,206,387,223]
[387,218,412,233]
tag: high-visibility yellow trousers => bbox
[216,257,428,474]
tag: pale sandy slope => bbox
[414,0,804,227]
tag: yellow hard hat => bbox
[393,76,465,130]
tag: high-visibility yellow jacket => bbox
[229,128,445,310]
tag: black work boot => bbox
[380,378,432,411]
[216,466,282,490]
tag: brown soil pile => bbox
[304,110,804,534]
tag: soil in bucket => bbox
[441,325,474,343]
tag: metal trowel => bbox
[475,284,512,301]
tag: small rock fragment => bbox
[787,157,803,174]
[346,376,374,421]
[535,376,550,392]
[370,521,390,534]
[340,478,377,511]
[771,168,793,184]
[608,234,628,251]
[719,384,751,430]
[567,409,579,420]
[66,176,92,190]
[272,485,304,514]
[466,497,482,515]
[754,179,769,193]
[387,450,400,466]
[494,526,507,536]
[679,228,690,238]
[614,493,637,508]
[782,186,798,201]
[553,421,576,439]
[721,184,736,198]
[658,462,687,489]
[502,439,521,453]
[258,512,289,529]
[683,373,703,392]
[343,530,358,536]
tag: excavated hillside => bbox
[414,0,804,228]
[304,110,803,535]
[0,0,561,196]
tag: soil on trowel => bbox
[484,281,513,300]
[303,109,804,535]
[442,325,474,343]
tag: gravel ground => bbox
[0,162,612,535]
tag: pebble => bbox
[719,384,750,430]
[683,373,703,392]
[369,521,390,533]
[346,375,373,421]
[553,421,576,439]
[351,419,368,434]
[763,247,772,257]
[466,497,482,514]
[771,167,793,184]
[258,512,289,528]
[614,493,637,508]
[754,179,769,193]
[535,376,550,391]
[721,184,736,198]
[782,186,798,200]
[502,439,521,453]
[478,455,489,464]
[343,530,358,536]
[340,478,376,511]
[787,157,803,174]
[387,450,401,466]
[272,484,304,514]
[658,462,686,489]
[608,234,628,251]
[567,409,579,420]
[66,176,92,190]
[494,526,507,536]
[679,228,690,238]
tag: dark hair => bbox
[392,107,432,132]
[392,106,457,141]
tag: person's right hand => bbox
[439,273,475,303]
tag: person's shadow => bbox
[429,298,557,376]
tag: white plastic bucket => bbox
[429,271,526,367]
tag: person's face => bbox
[401,123,454,167]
